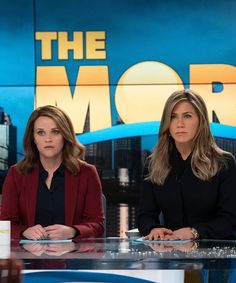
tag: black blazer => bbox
[137,149,236,239]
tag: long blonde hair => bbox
[148,89,230,185]
[17,105,85,174]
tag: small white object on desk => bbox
[0,220,11,258]
[125,228,141,238]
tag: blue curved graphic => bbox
[23,271,155,283]
[77,122,236,145]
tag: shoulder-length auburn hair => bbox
[16,105,85,174]
[147,89,231,185]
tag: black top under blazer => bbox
[137,147,236,239]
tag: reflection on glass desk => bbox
[3,238,236,271]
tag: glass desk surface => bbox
[6,238,236,270]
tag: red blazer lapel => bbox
[65,170,78,225]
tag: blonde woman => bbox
[0,106,104,240]
[138,89,236,240]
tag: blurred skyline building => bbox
[213,112,236,157]
[83,108,113,178]
[0,106,17,193]
[215,137,236,158]
[114,137,142,186]
[81,113,143,236]
[0,106,17,170]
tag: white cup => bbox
[0,221,11,258]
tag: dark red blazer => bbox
[0,163,104,239]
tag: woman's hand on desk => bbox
[22,224,48,240]
[45,224,76,240]
[144,227,174,240]
[164,228,194,240]
[144,227,197,241]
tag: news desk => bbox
[7,238,236,282]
